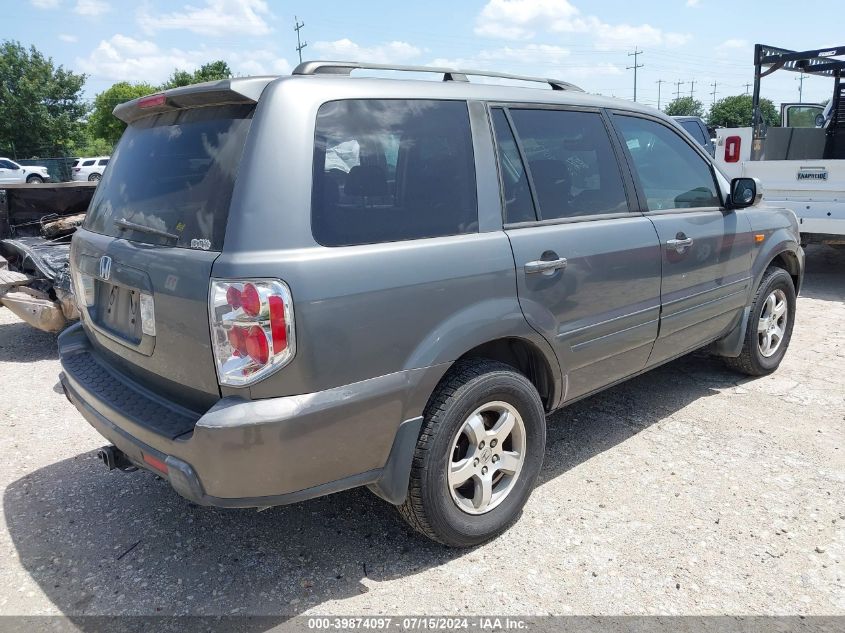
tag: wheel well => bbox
[769,251,801,294]
[458,337,555,410]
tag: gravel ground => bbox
[0,245,842,618]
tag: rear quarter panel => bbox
[216,77,559,402]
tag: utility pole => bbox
[627,48,644,102]
[744,82,752,95]
[655,79,665,110]
[711,81,718,106]
[689,79,696,99]
[294,16,307,64]
[675,79,684,100]
[797,71,807,103]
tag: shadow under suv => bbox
[59,62,804,547]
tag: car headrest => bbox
[344,165,388,197]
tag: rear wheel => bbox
[26,175,43,184]
[398,359,546,547]
[724,267,796,376]
[88,173,101,182]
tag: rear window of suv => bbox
[83,104,254,250]
[311,99,478,247]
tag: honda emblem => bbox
[99,255,112,280]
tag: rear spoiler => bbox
[113,76,276,124]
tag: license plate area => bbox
[94,281,143,344]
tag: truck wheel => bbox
[398,359,546,547]
[26,175,43,184]
[724,267,796,376]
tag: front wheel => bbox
[26,175,43,184]
[398,359,546,547]
[724,267,796,376]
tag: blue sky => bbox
[4,0,841,109]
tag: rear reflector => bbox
[138,93,166,109]
[143,453,169,473]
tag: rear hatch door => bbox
[71,103,255,411]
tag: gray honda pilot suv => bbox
[59,61,804,547]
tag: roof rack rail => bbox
[292,60,584,92]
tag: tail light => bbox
[209,279,295,386]
[724,135,741,163]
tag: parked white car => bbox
[0,158,51,183]
[72,156,110,182]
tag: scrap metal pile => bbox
[0,183,96,332]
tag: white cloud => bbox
[30,0,60,9]
[475,0,580,40]
[75,34,290,84]
[686,0,701,6]
[715,38,749,58]
[589,19,691,49]
[138,0,272,37]
[311,39,422,64]
[717,38,748,50]
[74,0,110,16]
[479,44,572,65]
[474,0,690,49]
[59,34,78,43]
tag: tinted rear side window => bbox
[679,120,707,144]
[83,160,95,166]
[507,109,629,219]
[84,104,253,250]
[312,99,478,246]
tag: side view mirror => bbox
[730,177,762,209]
[815,113,826,128]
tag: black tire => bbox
[88,173,101,182]
[398,359,546,547]
[26,175,43,184]
[724,267,796,376]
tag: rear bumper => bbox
[58,323,446,507]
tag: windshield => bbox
[84,104,254,250]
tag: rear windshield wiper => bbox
[114,218,179,241]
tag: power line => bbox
[626,48,644,102]
[294,16,307,64]
[655,79,665,110]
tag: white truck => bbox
[714,44,844,246]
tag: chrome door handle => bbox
[667,237,693,250]
[525,257,568,274]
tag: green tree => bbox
[87,81,158,146]
[70,128,114,157]
[664,96,704,117]
[0,40,88,157]
[161,60,233,89]
[707,94,780,128]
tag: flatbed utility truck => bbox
[714,44,845,246]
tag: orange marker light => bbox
[755,234,765,243]
[143,453,169,474]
